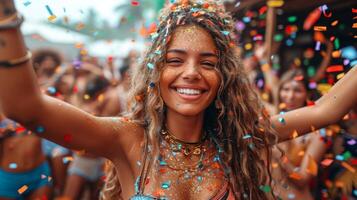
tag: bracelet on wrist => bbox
[0,51,32,68]
[0,13,24,30]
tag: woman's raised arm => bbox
[272,66,357,142]
[0,0,134,159]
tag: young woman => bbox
[0,0,357,199]
[271,69,328,200]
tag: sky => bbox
[15,0,126,25]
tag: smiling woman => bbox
[1,0,357,200]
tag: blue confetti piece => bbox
[151,33,159,40]
[279,111,286,115]
[288,193,295,199]
[278,117,286,125]
[23,1,31,6]
[147,63,154,69]
[190,8,200,12]
[221,31,230,36]
[197,176,203,182]
[161,181,171,189]
[36,126,45,133]
[319,128,326,137]
[149,82,155,88]
[9,163,17,169]
[353,189,357,196]
[335,155,344,161]
[47,86,56,95]
[154,50,162,55]
[45,5,54,16]
[243,134,252,139]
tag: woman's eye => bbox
[166,59,183,65]
[201,62,216,68]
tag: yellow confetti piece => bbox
[48,15,57,22]
[332,50,341,58]
[261,63,271,72]
[272,162,279,168]
[97,94,104,102]
[279,103,286,110]
[331,20,338,26]
[353,23,357,29]
[292,130,298,139]
[314,26,327,31]
[337,73,345,80]
[298,150,305,156]
[307,155,318,176]
[18,185,28,194]
[341,162,356,173]
[261,92,269,101]
[294,58,301,66]
[267,0,284,7]
[244,43,252,50]
[84,94,90,100]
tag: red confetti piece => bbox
[16,127,26,133]
[64,134,72,143]
[352,8,357,13]
[321,158,334,167]
[326,65,344,73]
[131,1,140,6]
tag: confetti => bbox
[326,65,343,73]
[313,26,327,31]
[23,1,31,6]
[45,5,54,16]
[278,117,285,125]
[36,125,45,133]
[320,158,333,167]
[9,163,17,169]
[18,185,28,194]
[259,185,271,193]
[64,134,72,143]
[289,172,302,180]
[147,63,155,69]
[347,139,356,145]
[267,0,284,8]
[48,15,57,22]
[307,155,318,176]
[131,1,140,6]
[161,181,171,189]
[341,162,356,173]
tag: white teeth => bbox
[176,88,202,95]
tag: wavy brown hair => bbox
[101,0,278,199]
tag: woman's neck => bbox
[166,109,204,143]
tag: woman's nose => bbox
[182,60,201,80]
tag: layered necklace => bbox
[158,127,222,179]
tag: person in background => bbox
[32,49,71,196]
[271,69,328,200]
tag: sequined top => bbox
[130,131,236,200]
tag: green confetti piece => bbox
[308,66,315,77]
[287,16,297,23]
[274,34,283,42]
[259,185,271,193]
[343,151,352,160]
[334,38,340,50]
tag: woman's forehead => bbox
[167,25,217,53]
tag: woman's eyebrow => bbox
[167,49,218,58]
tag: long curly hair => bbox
[101,0,278,199]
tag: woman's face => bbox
[279,80,307,111]
[160,25,221,117]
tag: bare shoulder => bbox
[99,116,145,160]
